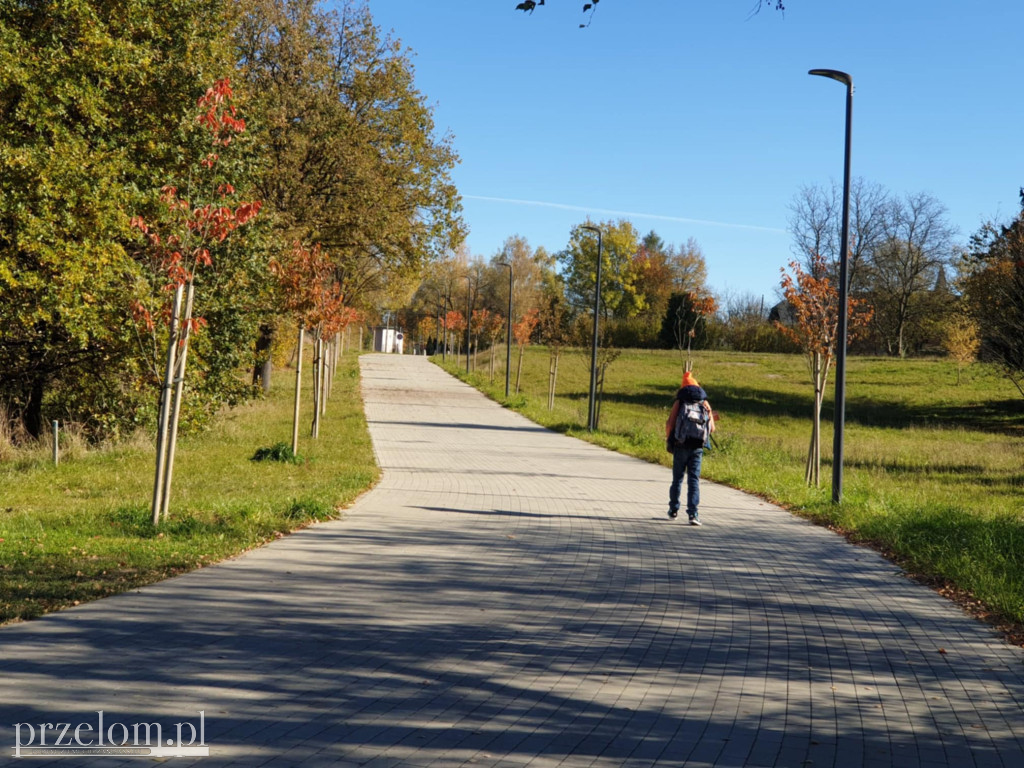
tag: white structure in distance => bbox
[372,327,404,354]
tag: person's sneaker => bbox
[668,508,678,519]
[688,515,702,526]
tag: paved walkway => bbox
[2,354,1022,767]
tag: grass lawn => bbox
[440,346,1024,639]
[0,350,378,624]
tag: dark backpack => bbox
[673,387,710,448]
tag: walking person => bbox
[666,371,715,525]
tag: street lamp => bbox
[439,286,452,362]
[809,67,853,504]
[465,274,472,374]
[435,292,442,357]
[496,261,513,398]
[580,225,603,432]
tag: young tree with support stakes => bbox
[513,308,540,395]
[471,308,494,375]
[130,79,261,526]
[670,291,718,374]
[941,313,980,386]
[537,291,571,411]
[445,310,466,358]
[270,242,360,450]
[775,255,870,487]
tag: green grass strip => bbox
[0,351,378,624]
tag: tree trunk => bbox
[252,324,274,394]
[24,376,45,439]
[805,351,826,487]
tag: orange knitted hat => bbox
[681,371,699,388]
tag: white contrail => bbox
[464,195,787,234]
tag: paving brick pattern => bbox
[1,354,1022,767]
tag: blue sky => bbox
[362,1,1024,302]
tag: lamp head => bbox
[809,69,852,87]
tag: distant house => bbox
[767,300,795,326]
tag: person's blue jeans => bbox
[669,444,703,517]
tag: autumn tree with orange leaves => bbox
[271,241,361,448]
[776,255,871,487]
[666,291,718,374]
[444,311,467,358]
[130,79,262,524]
[472,308,504,380]
[513,308,541,395]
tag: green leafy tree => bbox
[235,0,465,316]
[0,0,237,438]
[559,219,642,321]
[962,194,1024,397]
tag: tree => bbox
[235,0,465,313]
[130,79,262,524]
[861,192,955,357]
[560,219,642,321]
[536,288,571,410]
[486,235,544,326]
[666,237,710,295]
[941,313,980,386]
[234,0,465,386]
[618,236,673,346]
[789,178,888,293]
[445,310,466,357]
[513,308,540,394]
[474,309,505,383]
[661,291,718,370]
[776,255,871,487]
[0,0,238,439]
[271,240,359,446]
[962,194,1024,397]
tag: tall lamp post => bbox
[465,275,472,374]
[497,261,513,398]
[440,286,451,363]
[580,225,603,432]
[435,292,443,357]
[809,68,853,504]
